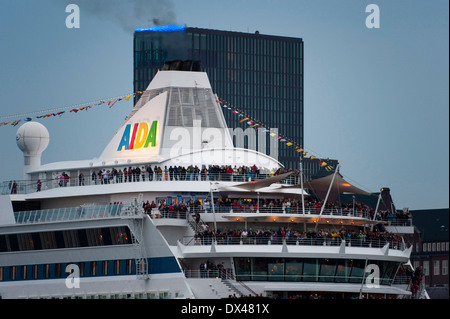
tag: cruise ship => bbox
[0,67,423,299]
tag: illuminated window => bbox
[44,264,51,278]
[90,261,97,276]
[103,261,108,275]
[79,263,85,277]
[21,265,27,280]
[32,265,39,279]
[55,264,62,278]
[114,260,121,275]
[126,259,133,274]
[10,266,16,280]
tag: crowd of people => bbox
[397,265,424,297]
[198,260,229,279]
[85,164,287,185]
[25,164,295,190]
[193,223,404,249]
[138,195,411,228]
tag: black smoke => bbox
[65,0,177,34]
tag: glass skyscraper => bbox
[134,27,304,169]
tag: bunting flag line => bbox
[1,87,336,171]
[0,92,143,128]
[213,93,336,171]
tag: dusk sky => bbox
[0,0,448,210]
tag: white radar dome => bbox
[16,122,49,155]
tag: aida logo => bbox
[117,121,158,151]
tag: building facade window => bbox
[442,260,448,276]
[423,261,430,276]
[433,260,440,276]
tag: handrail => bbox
[13,203,134,224]
[184,236,405,250]
[227,272,259,297]
[187,206,413,226]
[183,269,400,286]
[1,172,301,195]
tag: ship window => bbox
[40,232,57,250]
[302,258,319,282]
[126,259,133,274]
[55,264,62,278]
[86,228,101,246]
[78,229,89,247]
[234,258,251,281]
[348,259,366,283]
[335,259,352,283]
[63,230,80,248]
[90,261,97,276]
[21,265,27,280]
[0,235,7,252]
[79,262,85,277]
[100,228,112,246]
[268,259,284,281]
[0,267,3,281]
[55,231,65,249]
[252,258,268,281]
[285,260,303,282]
[32,265,39,279]
[319,259,337,282]
[1,227,131,252]
[114,260,121,275]
[44,264,51,278]
[10,266,17,280]
[17,233,34,251]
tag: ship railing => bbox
[391,275,411,285]
[1,172,301,195]
[151,209,188,220]
[189,206,374,219]
[13,203,133,224]
[183,269,259,297]
[184,269,400,286]
[183,236,405,250]
[188,207,412,226]
[184,268,234,280]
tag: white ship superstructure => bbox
[0,69,422,299]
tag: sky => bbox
[0,0,448,210]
